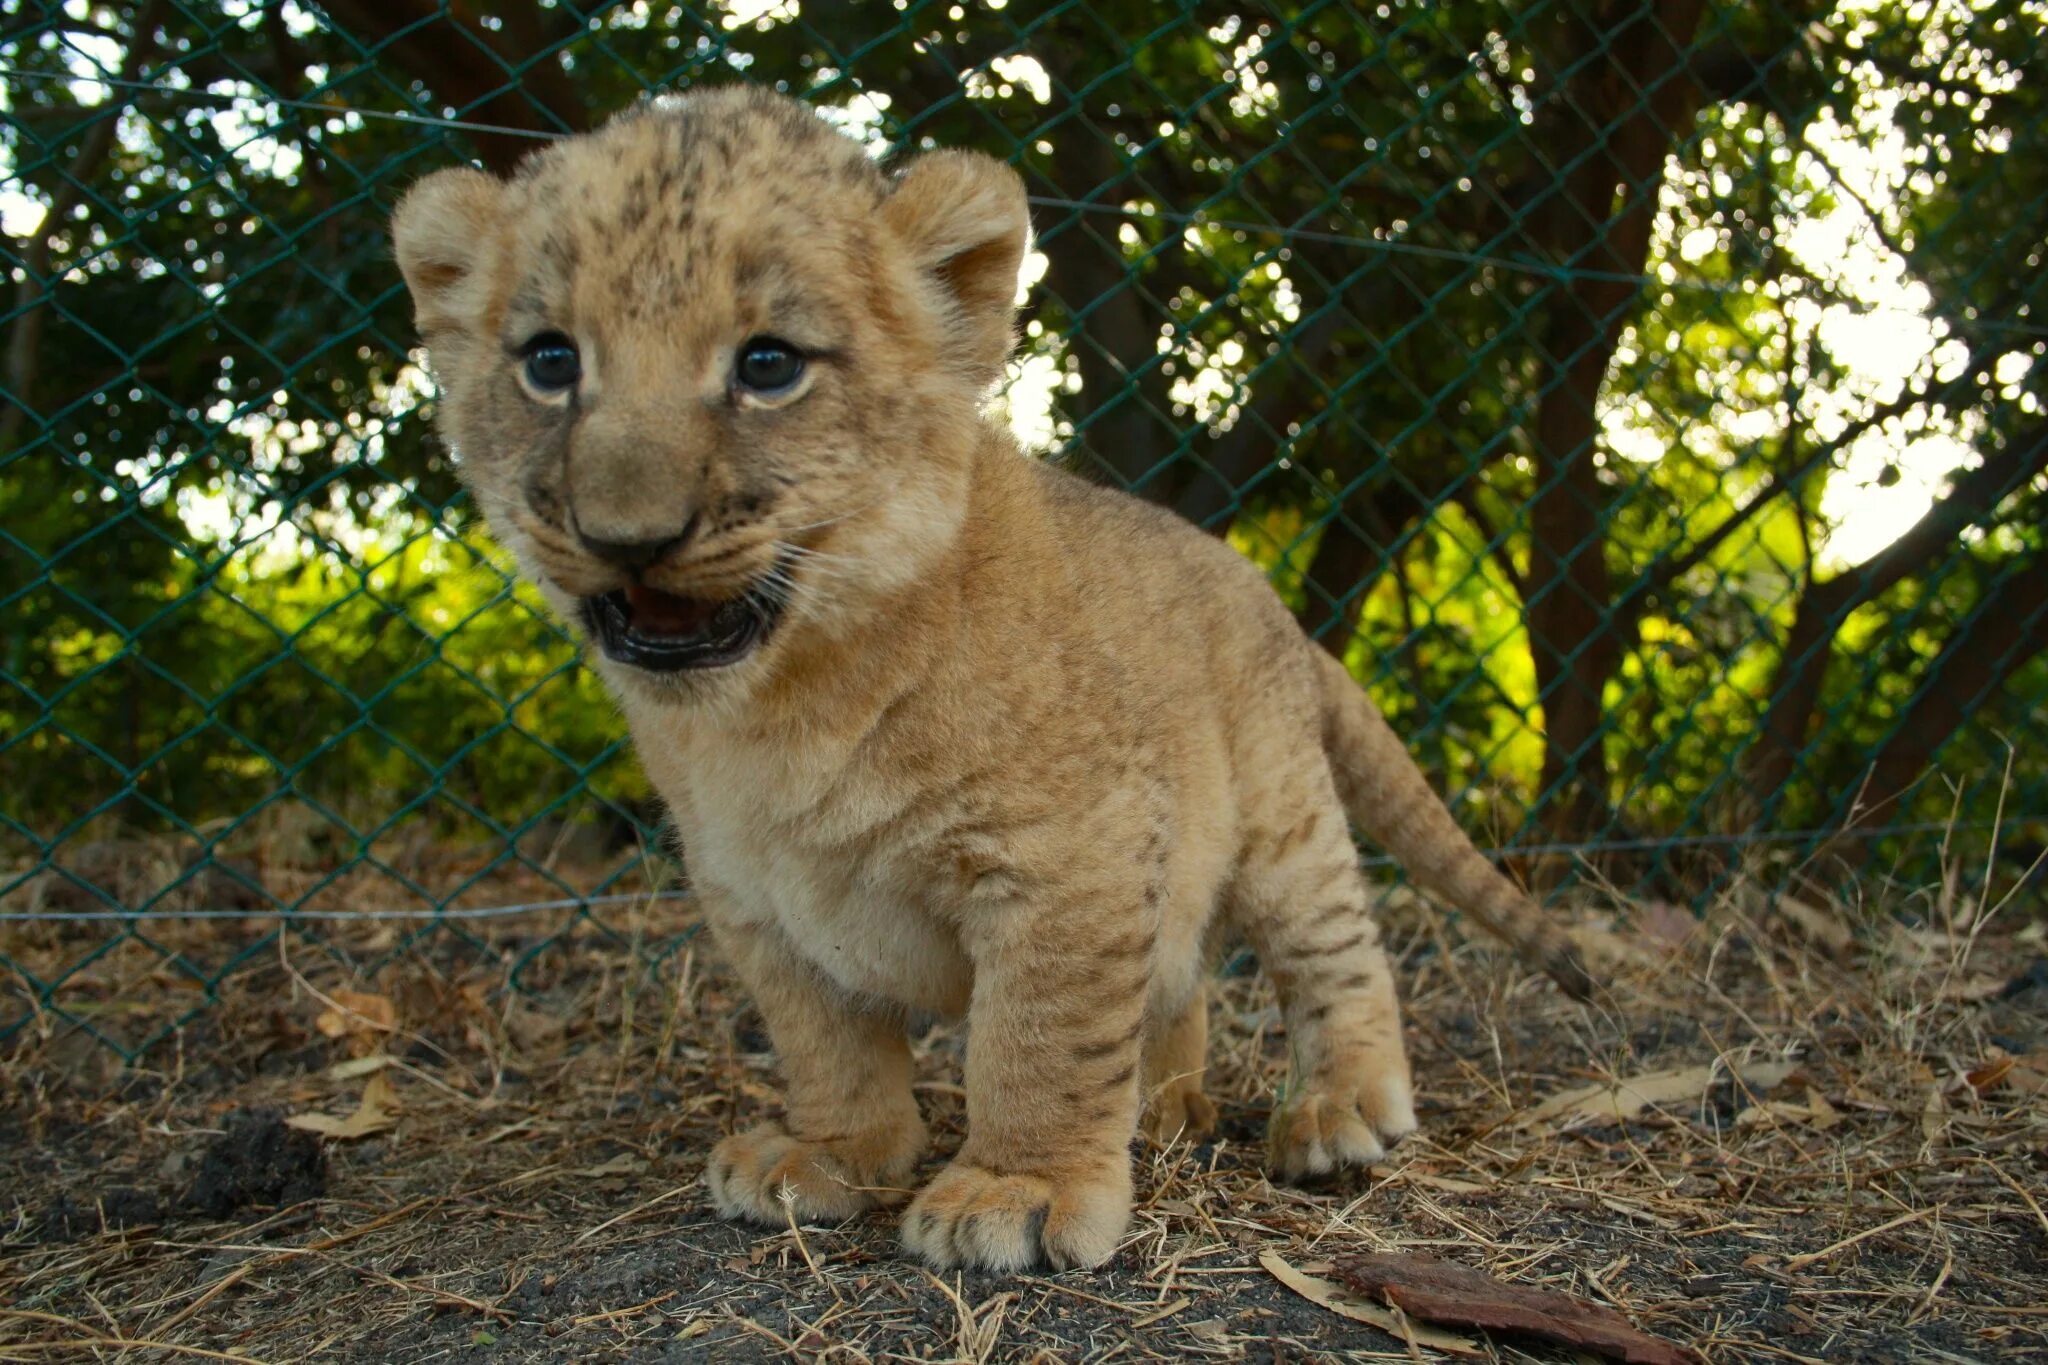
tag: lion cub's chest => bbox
[673,746,976,1016]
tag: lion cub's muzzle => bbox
[578,553,793,673]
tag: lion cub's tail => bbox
[1312,649,1594,1000]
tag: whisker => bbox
[771,547,863,592]
[776,500,882,537]
[775,559,861,588]
[775,541,865,570]
[772,562,847,615]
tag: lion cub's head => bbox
[391,87,1028,699]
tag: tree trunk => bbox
[1299,502,1386,657]
[1,1,166,453]
[312,0,586,173]
[1030,125,1173,494]
[1167,312,1341,530]
[1743,591,1835,808]
[1518,0,1707,842]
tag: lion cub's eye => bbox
[734,337,806,397]
[521,333,581,393]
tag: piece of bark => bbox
[1259,1253,1483,1357]
[1335,1254,1701,1365]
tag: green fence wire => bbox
[4,0,2045,1060]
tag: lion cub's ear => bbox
[883,150,1030,382]
[391,167,505,339]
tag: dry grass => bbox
[3,852,2046,1363]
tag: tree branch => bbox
[1743,414,2048,817]
[1836,551,2048,845]
[1632,331,2006,612]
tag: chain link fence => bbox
[4,0,2045,1059]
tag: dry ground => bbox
[4,855,2047,1363]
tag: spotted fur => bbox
[390,86,1589,1273]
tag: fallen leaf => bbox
[315,989,397,1056]
[1635,901,1698,951]
[1335,1253,1702,1365]
[1920,1086,1947,1143]
[2009,1058,2048,1098]
[286,1071,399,1140]
[1516,1060,1796,1131]
[1938,974,2008,1003]
[1568,925,1668,972]
[326,1053,395,1081]
[1966,1055,2015,1092]
[1884,924,1958,969]
[1777,897,1853,954]
[504,998,566,1054]
[580,1153,648,1177]
[1260,1252,1483,1357]
[1370,1165,1490,1195]
[1734,1091,1842,1132]
[1965,1052,2048,1100]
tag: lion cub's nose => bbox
[577,511,701,572]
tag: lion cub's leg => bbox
[900,896,1152,1271]
[1140,984,1218,1146]
[703,910,927,1224]
[1236,792,1417,1180]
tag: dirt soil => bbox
[4,874,2047,1363]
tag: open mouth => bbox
[579,568,787,674]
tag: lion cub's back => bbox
[1029,460,1321,727]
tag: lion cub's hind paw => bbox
[705,1124,913,1225]
[1140,1079,1219,1148]
[900,1162,1130,1271]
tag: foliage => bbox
[3,0,2045,913]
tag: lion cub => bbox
[392,87,1588,1271]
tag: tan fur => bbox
[391,87,1589,1273]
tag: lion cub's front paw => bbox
[1267,1058,1418,1181]
[900,1161,1131,1271]
[706,1122,922,1225]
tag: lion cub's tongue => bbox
[624,584,720,637]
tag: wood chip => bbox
[1334,1253,1701,1365]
